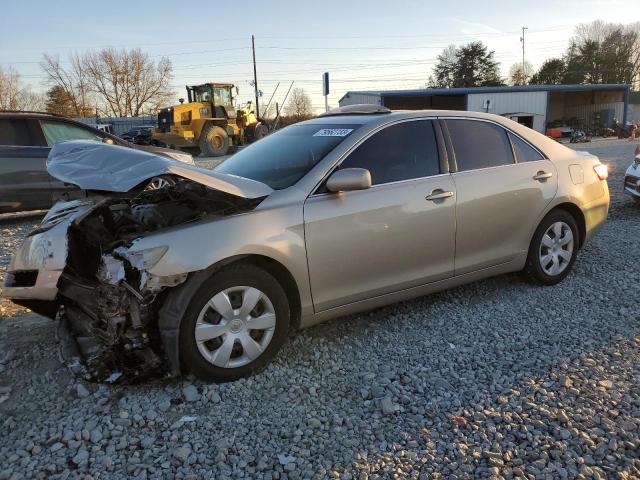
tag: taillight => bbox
[594,163,608,181]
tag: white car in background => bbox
[624,153,640,204]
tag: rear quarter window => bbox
[509,132,545,162]
[0,118,45,146]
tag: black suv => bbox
[0,112,193,214]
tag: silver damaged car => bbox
[2,106,610,382]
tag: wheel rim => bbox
[145,177,171,190]
[211,135,223,150]
[195,286,276,368]
[539,221,574,276]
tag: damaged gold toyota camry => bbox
[2,106,610,383]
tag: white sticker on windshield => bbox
[313,128,353,137]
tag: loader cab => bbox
[186,83,235,119]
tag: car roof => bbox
[300,107,574,160]
[0,110,67,119]
[300,109,510,127]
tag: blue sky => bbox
[1,0,637,112]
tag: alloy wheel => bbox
[145,177,172,190]
[211,135,223,150]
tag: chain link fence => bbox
[74,115,157,136]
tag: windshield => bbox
[213,87,232,106]
[193,86,212,102]
[215,124,360,190]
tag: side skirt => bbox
[302,255,527,328]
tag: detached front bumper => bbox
[2,200,96,301]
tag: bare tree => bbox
[0,67,22,110]
[284,88,313,121]
[508,61,534,85]
[41,53,93,116]
[0,67,45,111]
[19,89,46,111]
[82,48,173,117]
[41,48,173,117]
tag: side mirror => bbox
[326,168,372,193]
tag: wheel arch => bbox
[547,202,586,248]
[156,253,302,377]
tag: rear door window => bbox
[0,119,45,146]
[339,120,440,185]
[446,120,514,171]
[509,133,544,162]
[40,120,103,146]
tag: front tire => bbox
[179,265,290,382]
[199,124,229,157]
[144,175,176,191]
[523,210,579,285]
[254,123,269,141]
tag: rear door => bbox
[443,118,557,275]
[0,118,52,213]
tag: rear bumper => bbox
[582,181,610,245]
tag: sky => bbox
[1,0,638,114]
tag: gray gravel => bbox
[0,139,639,479]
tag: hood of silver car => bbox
[47,141,273,199]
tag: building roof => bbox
[339,83,631,104]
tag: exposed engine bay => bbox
[39,181,262,383]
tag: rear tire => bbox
[179,265,290,382]
[523,210,579,286]
[199,124,229,157]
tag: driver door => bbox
[303,119,456,312]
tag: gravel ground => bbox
[0,139,639,479]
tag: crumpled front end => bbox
[3,200,96,306]
[3,176,266,382]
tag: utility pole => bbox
[252,35,260,118]
[520,26,528,85]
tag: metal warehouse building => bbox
[339,84,631,134]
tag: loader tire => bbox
[200,124,229,157]
[254,123,269,141]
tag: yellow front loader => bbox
[152,83,268,157]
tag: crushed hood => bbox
[47,140,273,199]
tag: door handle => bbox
[425,189,454,201]
[533,171,553,181]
